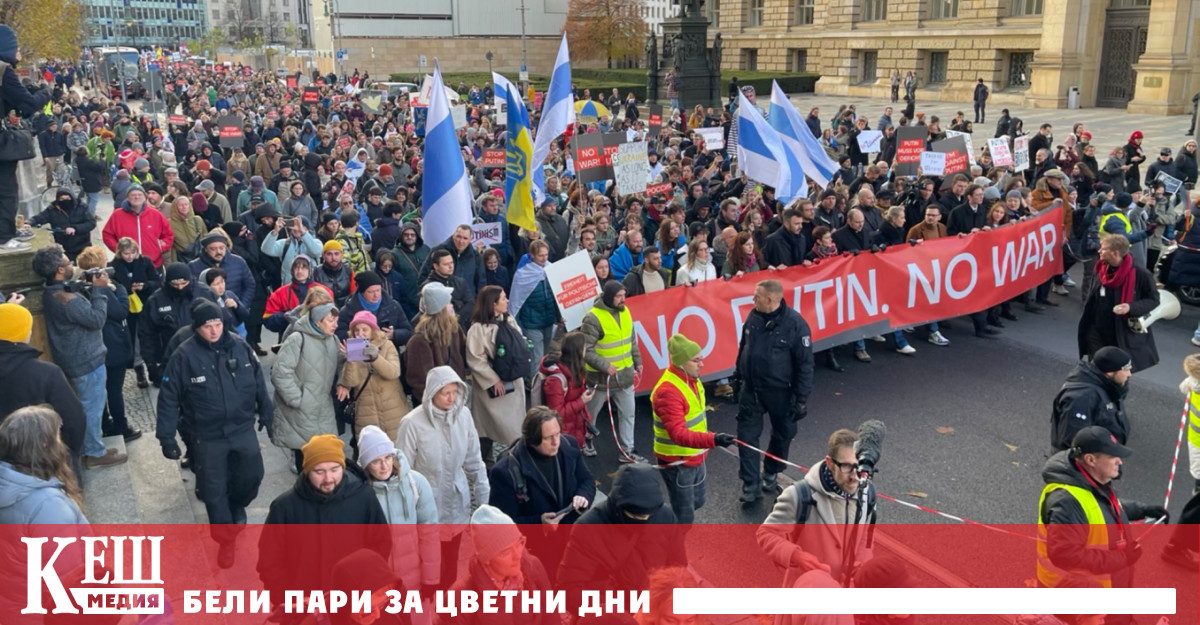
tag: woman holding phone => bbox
[466,285,527,467]
[338,311,410,441]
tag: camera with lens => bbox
[64,267,114,293]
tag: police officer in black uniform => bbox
[156,299,274,569]
[733,278,815,506]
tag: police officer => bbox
[1038,426,1166,625]
[733,279,814,505]
[157,299,274,569]
[650,333,735,524]
[1050,346,1131,452]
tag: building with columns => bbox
[714,0,1196,114]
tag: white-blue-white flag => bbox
[492,71,518,122]
[770,81,838,189]
[530,35,575,204]
[736,92,802,202]
[420,61,473,246]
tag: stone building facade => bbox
[715,0,1198,114]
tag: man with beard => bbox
[336,271,413,348]
[1051,346,1133,452]
[313,240,356,307]
[157,299,273,568]
[420,249,474,328]
[188,232,255,313]
[582,282,645,462]
[264,255,334,334]
[392,223,429,316]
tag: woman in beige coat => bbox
[466,285,527,465]
[166,195,206,263]
[337,310,411,440]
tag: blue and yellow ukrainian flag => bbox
[504,88,538,232]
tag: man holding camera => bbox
[32,244,127,468]
[157,299,273,568]
[757,429,877,585]
[733,279,814,505]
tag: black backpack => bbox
[491,318,531,383]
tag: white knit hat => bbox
[470,505,522,562]
[356,425,394,469]
[419,282,454,315]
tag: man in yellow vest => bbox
[650,334,736,524]
[1038,426,1166,625]
[582,281,645,463]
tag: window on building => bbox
[283,12,290,21]
[212,9,220,20]
[741,48,758,70]
[862,0,887,21]
[748,0,765,26]
[1010,0,1043,14]
[929,0,958,19]
[928,51,948,84]
[788,49,808,72]
[794,0,814,25]
[283,0,289,5]
[708,0,720,26]
[1109,0,1150,7]
[860,50,878,83]
[1007,51,1033,87]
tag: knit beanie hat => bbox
[853,555,912,588]
[0,25,19,65]
[164,262,191,283]
[199,232,227,250]
[311,303,338,326]
[190,298,223,330]
[601,281,627,310]
[668,333,701,368]
[1115,192,1133,209]
[354,271,383,292]
[127,183,145,195]
[0,303,33,343]
[356,425,393,470]
[134,157,149,170]
[1092,346,1132,373]
[349,310,379,333]
[469,505,523,562]
[301,434,346,474]
[323,239,344,254]
[419,282,454,315]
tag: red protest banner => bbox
[285,75,298,90]
[572,134,607,184]
[481,148,506,168]
[645,182,673,197]
[302,87,319,104]
[168,115,189,126]
[625,208,1064,392]
[894,126,926,177]
[647,103,663,139]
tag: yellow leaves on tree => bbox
[562,0,648,69]
[0,0,85,61]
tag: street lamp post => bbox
[486,51,493,76]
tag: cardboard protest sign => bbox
[451,105,467,130]
[920,151,946,176]
[945,130,975,165]
[694,127,725,151]
[645,182,674,197]
[546,251,602,330]
[572,134,608,184]
[413,107,429,137]
[471,221,503,246]
[988,138,1013,168]
[1013,136,1030,172]
[360,90,385,114]
[286,75,298,90]
[302,87,319,104]
[647,104,663,140]
[601,132,628,171]
[613,141,650,197]
[894,126,926,177]
[932,135,970,187]
[216,115,244,149]
[856,130,883,153]
[481,149,506,168]
[168,114,189,127]
[1156,171,1184,195]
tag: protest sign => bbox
[572,133,608,184]
[694,127,725,151]
[535,92,544,112]
[988,138,1013,168]
[920,151,946,176]
[856,130,883,153]
[168,114,189,127]
[546,251,602,330]
[216,115,243,149]
[932,135,970,187]
[470,221,503,246]
[1156,171,1184,195]
[894,126,927,177]
[481,149,506,168]
[451,105,467,130]
[945,130,975,165]
[647,104,663,140]
[413,107,428,137]
[646,182,674,197]
[1013,136,1030,172]
[360,90,385,114]
[625,207,1063,392]
[613,141,650,196]
[302,87,319,104]
[285,75,298,90]
[602,132,627,170]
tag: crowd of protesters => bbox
[0,43,1197,622]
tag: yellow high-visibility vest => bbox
[584,306,634,373]
[1100,212,1132,237]
[651,369,707,458]
[1187,391,1200,448]
[1036,483,1114,589]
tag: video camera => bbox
[63,267,114,294]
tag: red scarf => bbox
[1095,253,1135,305]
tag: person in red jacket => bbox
[102,185,174,268]
[263,254,334,334]
[539,331,597,455]
[650,333,736,524]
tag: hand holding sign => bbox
[920,151,946,176]
[856,130,883,153]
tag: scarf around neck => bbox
[1096,253,1135,305]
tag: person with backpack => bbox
[535,331,597,456]
[487,406,596,583]
[756,428,878,586]
[466,286,529,467]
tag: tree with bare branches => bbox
[562,0,648,69]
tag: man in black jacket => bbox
[0,302,86,469]
[489,406,596,581]
[733,279,814,505]
[1038,427,1165,624]
[832,208,871,253]
[946,184,999,338]
[156,300,273,568]
[38,119,67,189]
[421,248,474,328]
[423,224,485,305]
[73,147,107,216]
[336,271,413,347]
[28,188,95,260]
[763,207,810,269]
[1051,346,1131,452]
[0,24,51,248]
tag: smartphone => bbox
[555,504,577,518]
[487,380,516,398]
[345,338,368,362]
[12,287,33,296]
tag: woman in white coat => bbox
[465,285,527,466]
[396,365,490,589]
[357,425,439,624]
